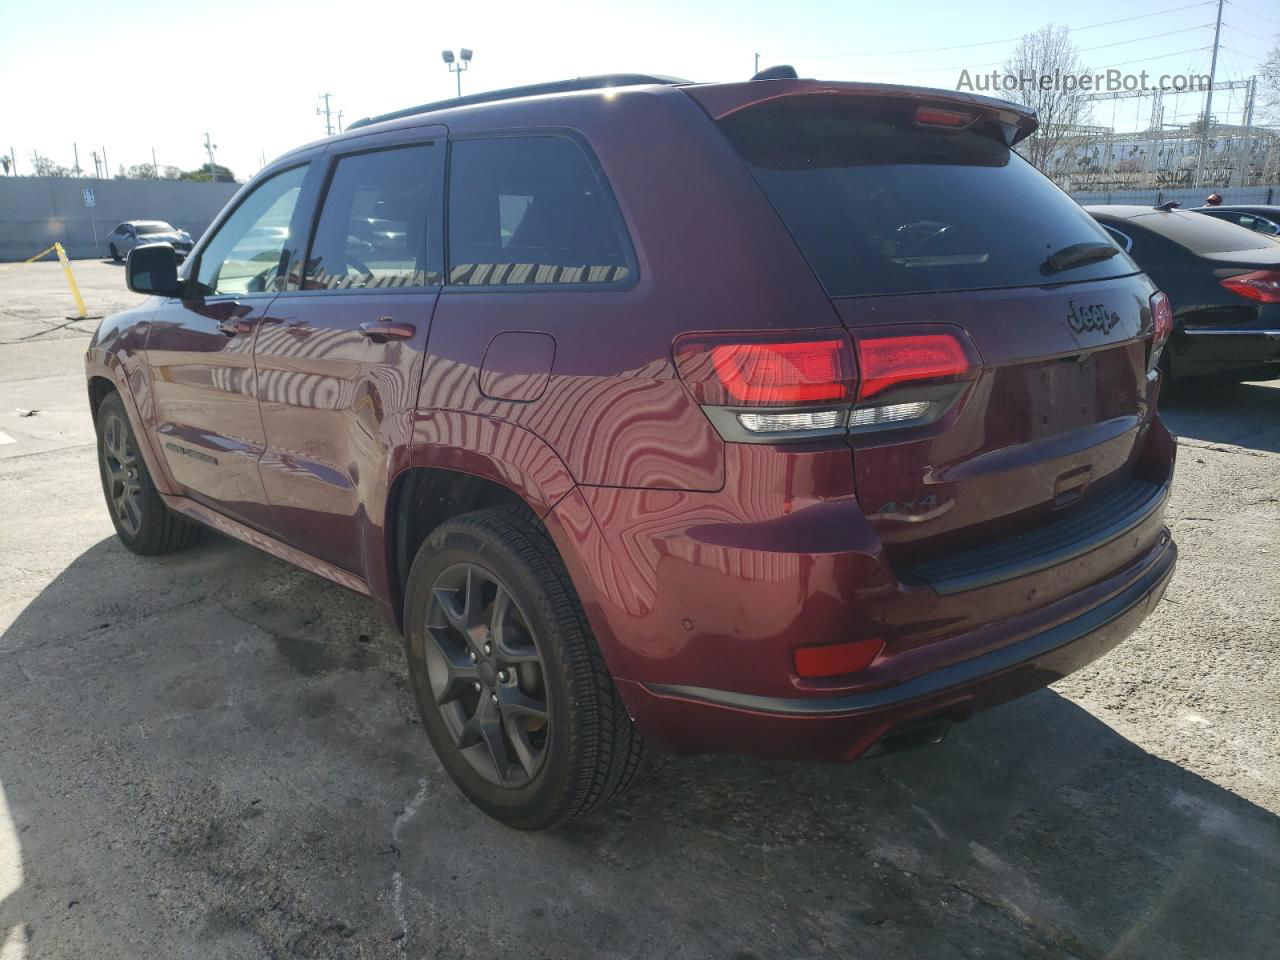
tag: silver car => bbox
[107,220,194,262]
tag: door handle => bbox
[217,317,255,336]
[359,318,416,343]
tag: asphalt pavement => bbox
[1,260,1277,959]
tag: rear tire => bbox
[109,243,120,262]
[403,506,645,829]
[95,391,203,555]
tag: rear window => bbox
[1125,211,1278,254]
[718,98,1136,297]
[137,222,175,235]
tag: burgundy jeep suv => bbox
[85,75,1178,829]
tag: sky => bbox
[0,0,1276,181]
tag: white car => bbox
[107,220,194,262]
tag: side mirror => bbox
[126,242,182,297]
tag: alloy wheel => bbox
[101,412,143,537]
[424,562,550,787]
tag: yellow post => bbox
[54,242,89,319]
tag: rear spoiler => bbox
[683,79,1038,147]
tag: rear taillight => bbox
[675,327,980,442]
[674,333,857,438]
[1149,291,1173,375]
[855,333,973,400]
[1220,270,1280,303]
[1150,291,1173,345]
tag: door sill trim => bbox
[161,494,371,596]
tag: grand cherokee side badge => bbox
[1067,301,1120,334]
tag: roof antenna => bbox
[751,64,798,81]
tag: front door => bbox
[254,133,445,576]
[144,163,310,529]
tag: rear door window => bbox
[446,135,633,286]
[717,98,1138,297]
[304,144,441,290]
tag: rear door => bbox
[706,87,1162,569]
[253,126,446,576]
[144,163,311,529]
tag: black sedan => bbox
[1086,205,1280,384]
[1191,204,1280,238]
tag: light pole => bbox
[204,133,219,182]
[442,48,473,98]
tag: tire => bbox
[95,390,203,555]
[109,243,120,262]
[403,506,645,829]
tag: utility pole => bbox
[152,146,159,177]
[754,52,760,74]
[1194,0,1225,189]
[318,92,334,136]
[91,151,101,178]
[102,145,109,178]
[8,147,15,176]
[337,110,344,133]
[204,132,218,181]
[73,143,81,177]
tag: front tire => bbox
[109,243,121,262]
[404,507,645,829]
[95,391,203,555]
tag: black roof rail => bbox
[347,74,689,130]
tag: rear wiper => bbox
[1043,241,1120,274]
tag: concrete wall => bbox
[0,177,240,261]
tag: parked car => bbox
[86,75,1178,829]
[107,220,194,262]
[1088,205,1280,383]
[1190,204,1280,238]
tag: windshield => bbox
[717,97,1138,297]
[136,222,176,235]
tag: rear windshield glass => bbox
[1124,211,1277,254]
[718,98,1137,297]
[137,222,175,235]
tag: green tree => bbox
[179,162,236,183]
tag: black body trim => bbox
[646,538,1175,717]
[907,477,1169,596]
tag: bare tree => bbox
[1260,36,1280,124]
[1003,24,1094,171]
[30,152,70,177]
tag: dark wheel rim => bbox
[101,412,143,537]
[424,562,550,787]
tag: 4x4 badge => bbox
[1067,301,1120,334]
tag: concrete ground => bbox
[1,259,1277,959]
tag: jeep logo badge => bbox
[1067,301,1120,334]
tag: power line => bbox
[762,0,1215,59]
[1226,0,1280,29]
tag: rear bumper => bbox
[1174,328,1280,380]
[620,534,1175,761]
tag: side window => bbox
[447,136,632,286]
[304,144,440,290]
[195,165,307,296]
